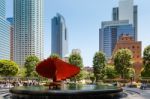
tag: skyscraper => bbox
[0,0,10,60]
[0,0,5,18]
[14,0,44,66]
[7,18,14,60]
[112,0,137,41]
[51,13,68,58]
[119,0,134,24]
[99,20,134,58]
[99,0,137,59]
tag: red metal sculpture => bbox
[36,57,80,82]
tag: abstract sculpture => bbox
[36,57,80,85]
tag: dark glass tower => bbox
[51,13,68,58]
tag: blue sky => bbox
[6,0,150,66]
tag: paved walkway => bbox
[0,88,10,99]
[123,87,150,99]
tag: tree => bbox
[17,67,26,77]
[0,60,19,76]
[24,55,39,77]
[89,73,96,84]
[114,49,133,79]
[68,54,83,68]
[128,68,135,79]
[141,45,150,77]
[93,51,106,82]
[106,65,119,79]
[68,53,83,81]
[50,53,59,58]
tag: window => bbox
[65,29,67,40]
[132,46,135,49]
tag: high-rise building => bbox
[14,0,44,66]
[112,7,119,21]
[99,0,137,59]
[99,20,134,58]
[0,0,10,60]
[51,13,68,58]
[0,0,5,18]
[7,18,14,60]
[112,0,137,41]
[119,0,134,24]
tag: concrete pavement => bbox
[0,89,10,99]
[123,87,150,99]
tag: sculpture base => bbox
[10,84,123,99]
[45,82,62,89]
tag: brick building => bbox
[113,35,142,80]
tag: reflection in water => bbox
[67,83,83,90]
[12,83,119,91]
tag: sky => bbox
[6,0,150,66]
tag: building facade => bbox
[99,0,138,59]
[0,0,5,18]
[112,0,137,41]
[113,35,142,80]
[14,0,44,66]
[7,18,14,60]
[119,0,134,24]
[113,35,141,61]
[0,0,10,60]
[99,20,134,58]
[51,13,68,58]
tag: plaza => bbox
[0,0,150,98]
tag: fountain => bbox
[10,57,123,99]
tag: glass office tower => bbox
[7,18,14,60]
[99,20,134,58]
[51,13,68,58]
[14,0,44,66]
[112,0,137,41]
[119,0,134,24]
[0,0,5,18]
[99,0,137,59]
[0,0,10,60]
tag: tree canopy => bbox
[105,65,119,79]
[93,51,106,82]
[17,67,26,77]
[0,60,19,76]
[114,49,133,79]
[141,45,150,77]
[24,55,39,77]
[69,53,83,68]
[68,53,83,81]
[50,53,60,58]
